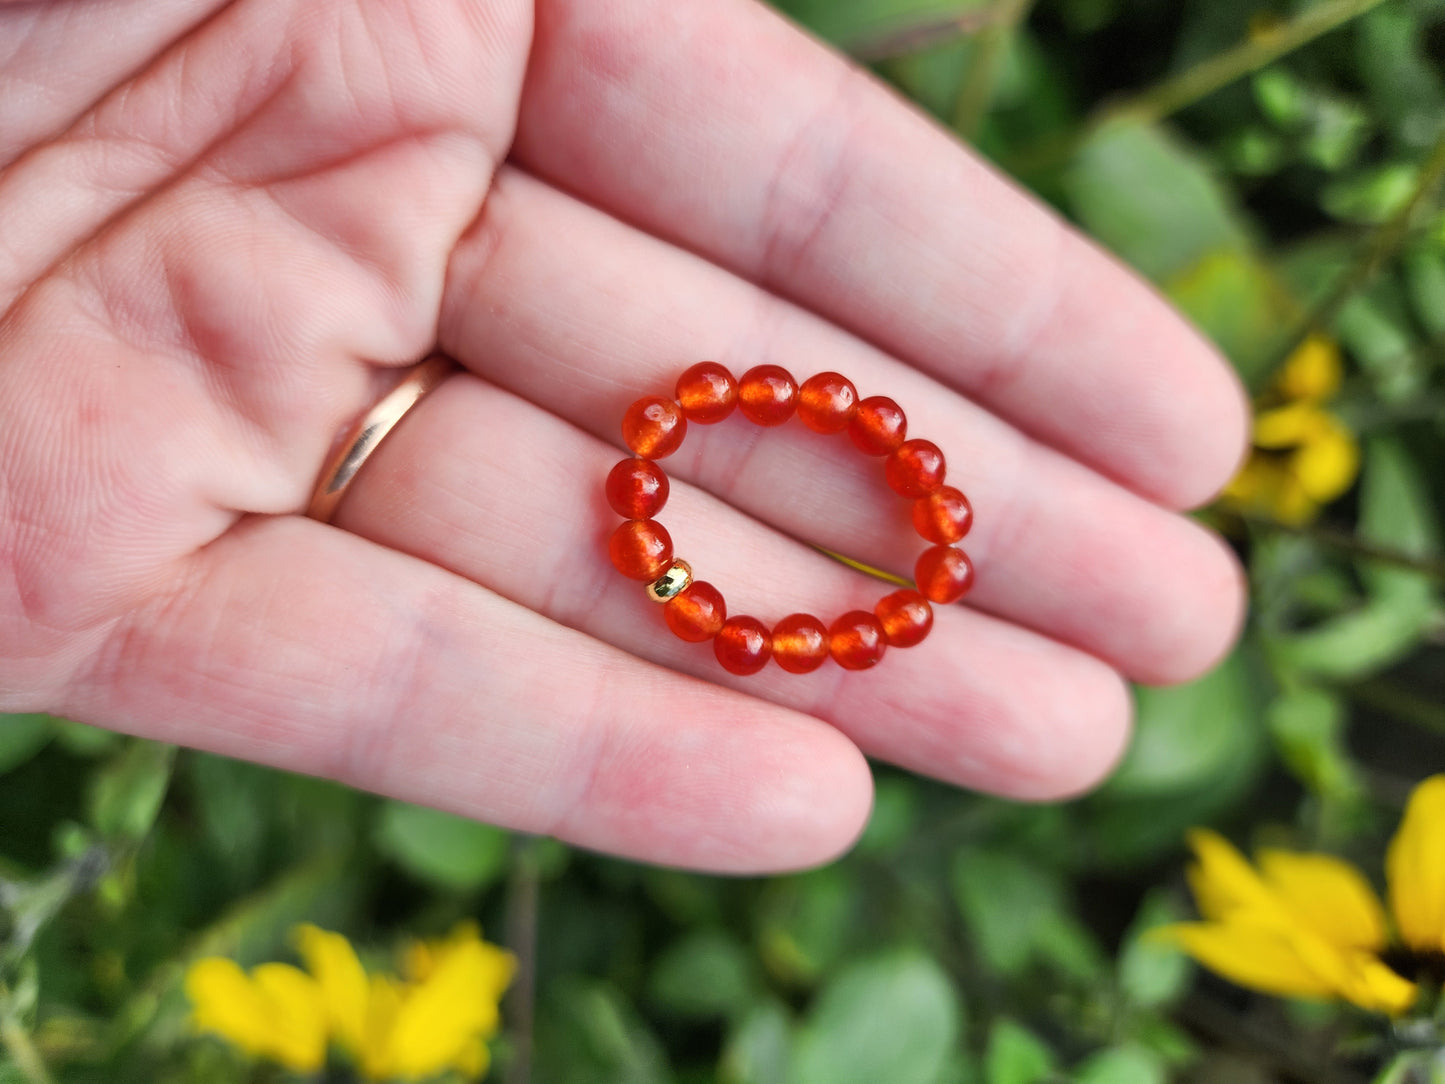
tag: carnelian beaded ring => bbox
[605,362,975,676]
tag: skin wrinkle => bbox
[755,62,862,286]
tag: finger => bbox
[516,0,1248,510]
[439,169,1244,685]
[62,515,873,873]
[333,372,1133,800]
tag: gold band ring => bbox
[306,355,458,523]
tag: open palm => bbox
[0,0,1247,872]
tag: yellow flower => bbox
[1221,334,1360,525]
[186,923,516,1081]
[1160,774,1445,1015]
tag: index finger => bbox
[516,0,1248,509]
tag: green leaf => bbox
[1165,249,1298,387]
[1356,7,1445,148]
[50,720,121,757]
[373,801,510,892]
[983,1018,1055,1084]
[1274,439,1437,680]
[0,715,52,775]
[952,848,1103,980]
[1322,163,1420,225]
[534,978,672,1084]
[1252,69,1310,129]
[648,929,757,1019]
[1267,687,1361,800]
[1065,120,1254,282]
[1117,892,1191,1011]
[756,866,856,986]
[1073,1044,1168,1084]
[1404,246,1445,338]
[1105,651,1261,798]
[720,1001,793,1084]
[789,951,960,1084]
[88,740,175,842]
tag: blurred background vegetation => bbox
[3,0,1444,1081]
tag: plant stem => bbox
[813,546,912,587]
[0,1018,56,1084]
[503,838,540,1084]
[951,0,1037,139]
[1348,680,1445,737]
[1241,515,1445,584]
[1114,0,1393,127]
[1277,131,1445,367]
[846,8,995,63]
[1008,0,1393,175]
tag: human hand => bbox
[0,0,1247,872]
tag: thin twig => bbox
[503,838,541,1084]
[1275,131,1445,369]
[1008,0,1394,175]
[951,0,1038,139]
[846,10,996,63]
[1241,514,1445,584]
[1347,680,1445,738]
[813,545,912,588]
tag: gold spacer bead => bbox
[646,559,693,603]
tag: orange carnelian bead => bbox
[797,372,859,434]
[829,611,887,670]
[714,615,772,675]
[622,396,688,458]
[915,545,974,604]
[608,519,674,581]
[848,396,907,455]
[911,485,972,544]
[606,458,670,519]
[737,365,798,427]
[665,581,727,642]
[886,438,946,498]
[676,361,738,424]
[875,590,934,648]
[771,613,831,673]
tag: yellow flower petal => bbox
[1276,335,1343,401]
[251,964,330,1073]
[360,975,405,1082]
[295,925,369,1054]
[1159,921,1416,1015]
[1387,775,1445,954]
[1254,402,1331,449]
[1159,922,1340,999]
[186,958,278,1060]
[1292,416,1359,503]
[1185,829,1289,924]
[184,959,327,1073]
[1256,850,1388,952]
[454,1036,493,1080]
[384,939,513,1080]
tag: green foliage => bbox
[5,1,1445,1081]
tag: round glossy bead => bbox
[608,519,674,581]
[797,372,859,434]
[676,361,738,424]
[829,611,887,671]
[665,581,727,642]
[714,615,772,675]
[911,485,973,545]
[605,458,670,519]
[737,365,798,427]
[886,439,946,498]
[915,546,974,604]
[622,396,687,458]
[771,613,831,673]
[848,396,907,455]
[874,590,934,648]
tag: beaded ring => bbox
[605,363,975,675]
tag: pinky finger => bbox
[61,515,873,873]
